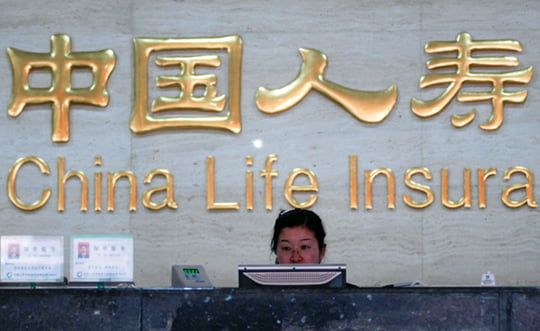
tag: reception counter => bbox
[1,287,539,330]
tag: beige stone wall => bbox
[0,0,539,287]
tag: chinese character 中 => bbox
[7,34,116,142]
[255,48,398,123]
[131,35,243,134]
[411,32,533,130]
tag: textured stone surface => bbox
[2,287,540,330]
[0,288,141,330]
[147,288,501,330]
[505,289,540,330]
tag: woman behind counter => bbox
[271,208,326,264]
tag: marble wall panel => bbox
[0,0,538,287]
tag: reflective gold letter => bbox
[441,168,472,209]
[107,171,137,211]
[57,157,88,212]
[8,157,51,211]
[349,155,358,209]
[502,167,538,208]
[94,156,103,211]
[478,168,497,209]
[143,169,178,210]
[403,168,434,209]
[284,169,319,209]
[206,156,240,210]
[364,168,395,210]
[260,155,279,210]
[246,156,254,210]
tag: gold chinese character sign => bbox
[411,32,533,131]
[7,34,116,142]
[256,48,398,123]
[131,35,242,134]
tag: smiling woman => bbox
[270,208,327,264]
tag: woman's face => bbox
[276,226,325,264]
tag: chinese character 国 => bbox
[131,36,243,134]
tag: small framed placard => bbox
[1,236,64,283]
[70,235,133,283]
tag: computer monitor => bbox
[238,264,346,288]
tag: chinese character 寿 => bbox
[411,32,533,130]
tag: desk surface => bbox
[1,287,539,330]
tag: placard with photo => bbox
[70,235,133,283]
[1,236,64,282]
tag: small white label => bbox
[480,271,496,286]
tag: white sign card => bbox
[70,235,133,282]
[0,236,64,282]
[480,271,496,286]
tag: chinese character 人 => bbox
[256,48,398,123]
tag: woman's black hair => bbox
[270,208,326,254]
